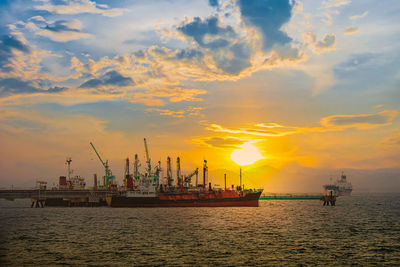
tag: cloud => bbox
[146,106,203,118]
[320,110,398,129]
[79,70,134,88]
[0,78,68,98]
[146,108,185,118]
[350,11,368,20]
[0,35,30,72]
[382,133,400,145]
[145,106,203,118]
[177,16,235,49]
[344,26,360,34]
[204,137,246,148]
[37,20,92,42]
[208,0,219,8]
[322,0,351,9]
[61,0,307,89]
[34,0,124,17]
[205,123,299,137]
[238,0,293,50]
[303,32,336,54]
[130,87,207,106]
[199,110,398,141]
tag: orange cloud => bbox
[146,106,203,118]
[129,87,207,106]
[320,110,398,129]
[303,32,336,54]
[344,26,360,35]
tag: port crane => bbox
[89,142,115,187]
[144,138,151,176]
[184,168,198,187]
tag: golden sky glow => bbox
[0,0,399,193]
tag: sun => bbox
[230,142,264,166]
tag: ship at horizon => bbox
[323,172,353,196]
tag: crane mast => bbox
[167,156,173,187]
[124,157,130,187]
[144,138,151,175]
[66,157,72,180]
[134,154,140,180]
[176,157,181,187]
[203,160,208,190]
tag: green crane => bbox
[90,142,114,187]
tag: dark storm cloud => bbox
[0,78,68,97]
[238,0,294,50]
[79,70,134,88]
[177,16,235,49]
[0,35,30,72]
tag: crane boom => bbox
[89,142,114,187]
[90,142,106,167]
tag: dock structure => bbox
[260,194,322,200]
[0,189,113,207]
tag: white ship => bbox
[323,172,352,196]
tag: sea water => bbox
[0,194,399,265]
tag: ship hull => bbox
[107,191,261,208]
[338,190,352,196]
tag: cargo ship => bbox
[323,172,352,196]
[107,139,262,207]
[106,156,262,207]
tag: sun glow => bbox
[230,142,264,166]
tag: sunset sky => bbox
[1,0,399,192]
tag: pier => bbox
[260,194,322,200]
[0,189,112,207]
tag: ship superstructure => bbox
[335,172,352,196]
[58,158,86,190]
[323,172,352,196]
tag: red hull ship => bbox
[106,190,262,208]
[103,139,263,208]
